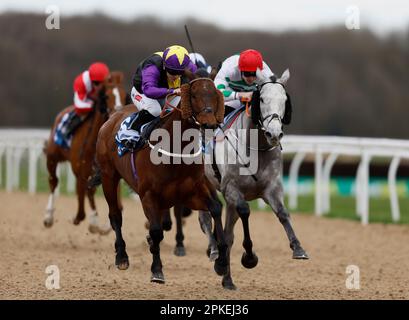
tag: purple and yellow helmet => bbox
[163,45,190,73]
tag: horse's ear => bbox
[183,68,197,82]
[282,93,292,125]
[210,67,218,81]
[277,69,290,86]
[180,84,192,119]
[110,71,124,84]
[215,90,225,123]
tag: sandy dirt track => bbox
[1,191,409,300]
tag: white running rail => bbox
[1,129,408,224]
[284,135,409,225]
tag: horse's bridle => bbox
[188,77,218,126]
[255,81,286,133]
[245,81,288,152]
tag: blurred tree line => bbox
[0,13,408,138]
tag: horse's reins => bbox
[245,81,285,151]
[212,81,287,181]
[258,81,284,130]
[215,123,258,182]
[79,90,111,160]
[147,77,215,158]
[79,112,96,160]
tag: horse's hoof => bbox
[174,246,186,257]
[151,272,165,284]
[116,259,129,270]
[206,247,219,261]
[73,215,85,225]
[98,224,112,236]
[222,279,237,291]
[293,247,309,260]
[214,259,228,276]
[241,252,258,269]
[209,250,219,262]
[88,224,99,234]
[43,217,53,228]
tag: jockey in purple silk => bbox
[122,45,197,149]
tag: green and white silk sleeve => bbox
[215,65,238,102]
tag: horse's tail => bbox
[88,166,102,189]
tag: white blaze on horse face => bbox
[113,87,122,110]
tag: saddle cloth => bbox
[115,95,181,157]
[54,110,75,149]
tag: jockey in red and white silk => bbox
[59,62,110,141]
[215,49,274,114]
[73,62,110,115]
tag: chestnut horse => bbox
[94,72,228,283]
[43,72,129,234]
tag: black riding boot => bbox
[123,109,156,150]
[64,113,83,139]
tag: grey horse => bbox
[199,69,309,290]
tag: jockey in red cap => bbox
[215,49,274,116]
[63,62,110,138]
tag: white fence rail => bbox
[0,129,75,195]
[283,135,409,225]
[1,129,408,225]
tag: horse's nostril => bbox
[279,133,284,140]
[265,131,272,139]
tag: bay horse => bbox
[142,67,218,258]
[94,71,228,283]
[43,72,129,234]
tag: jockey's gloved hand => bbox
[89,92,100,101]
[238,92,253,102]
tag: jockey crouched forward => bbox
[122,45,197,150]
[189,52,212,75]
[214,49,275,117]
[63,62,110,139]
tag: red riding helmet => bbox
[238,49,263,72]
[89,62,110,82]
